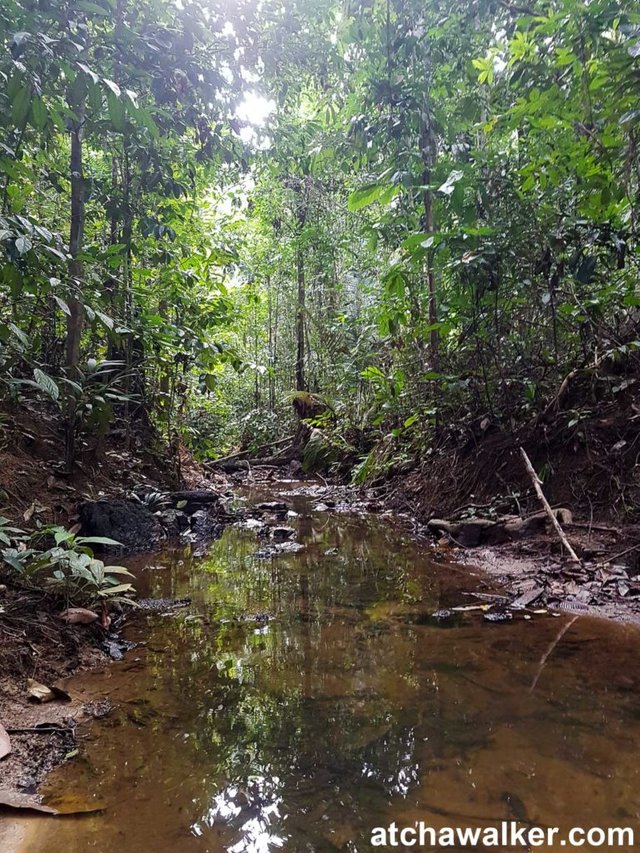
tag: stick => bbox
[519,447,580,563]
[595,542,640,567]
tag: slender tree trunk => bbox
[64,90,86,470]
[295,246,306,392]
[420,106,440,425]
[267,275,275,410]
[420,121,438,372]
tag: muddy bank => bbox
[0,581,111,798]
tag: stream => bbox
[4,483,640,851]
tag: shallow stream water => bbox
[4,486,640,851]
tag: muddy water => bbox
[7,489,640,851]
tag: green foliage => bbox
[1,521,136,608]
[1,0,638,471]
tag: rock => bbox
[483,609,513,623]
[159,508,190,536]
[169,490,220,513]
[79,499,163,554]
[271,526,295,542]
[314,503,330,512]
[188,509,223,541]
[255,541,305,558]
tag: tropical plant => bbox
[1,525,136,609]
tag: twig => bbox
[519,447,580,563]
[595,543,640,567]
[530,616,579,691]
[6,727,74,734]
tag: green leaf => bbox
[33,368,59,401]
[75,536,121,546]
[620,109,640,126]
[347,183,395,212]
[103,78,121,98]
[30,97,48,131]
[14,235,32,255]
[77,0,110,14]
[11,86,30,126]
[53,295,71,316]
[437,170,464,196]
[95,310,114,330]
[8,323,28,346]
[106,91,126,132]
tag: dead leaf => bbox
[23,502,36,522]
[59,607,99,625]
[27,679,70,704]
[0,788,105,816]
[23,501,49,522]
[41,792,105,814]
[0,789,59,814]
[0,723,10,760]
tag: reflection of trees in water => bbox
[155,518,445,850]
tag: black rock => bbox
[79,500,163,554]
[189,509,223,541]
[169,490,221,513]
[271,526,295,542]
[256,501,289,512]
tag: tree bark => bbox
[64,88,86,470]
[295,245,306,391]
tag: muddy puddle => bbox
[3,486,640,851]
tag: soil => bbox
[0,581,111,796]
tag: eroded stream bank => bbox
[3,483,640,852]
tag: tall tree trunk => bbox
[295,246,306,391]
[420,114,438,374]
[64,89,86,470]
[420,106,440,425]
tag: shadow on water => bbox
[7,486,640,851]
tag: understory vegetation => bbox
[0,0,639,504]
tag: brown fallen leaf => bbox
[41,791,106,815]
[59,607,99,625]
[0,789,59,815]
[26,679,71,704]
[0,723,10,759]
[0,788,105,816]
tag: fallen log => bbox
[205,435,294,468]
[428,508,573,548]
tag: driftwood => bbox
[428,507,573,548]
[206,436,294,468]
[519,447,580,563]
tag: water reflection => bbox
[9,493,640,852]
